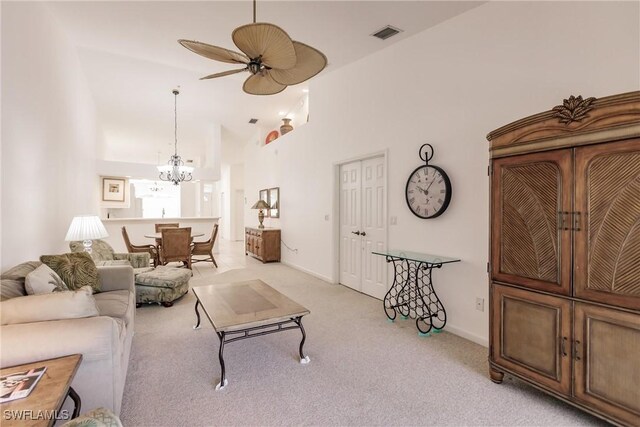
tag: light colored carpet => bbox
[120,242,605,426]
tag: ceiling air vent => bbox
[371,25,403,40]
[248,118,258,124]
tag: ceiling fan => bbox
[178,0,327,96]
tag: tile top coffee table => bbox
[0,354,82,427]
[192,279,311,390]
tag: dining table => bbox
[144,232,205,240]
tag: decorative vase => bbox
[280,118,293,135]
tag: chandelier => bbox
[158,89,193,185]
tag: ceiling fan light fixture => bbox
[178,0,327,96]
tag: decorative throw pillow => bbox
[0,286,98,325]
[1,261,42,301]
[40,252,100,293]
[24,264,68,295]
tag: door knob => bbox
[351,231,361,235]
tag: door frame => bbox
[331,149,389,286]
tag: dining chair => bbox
[159,227,192,270]
[121,226,158,267]
[154,223,179,232]
[191,224,219,268]
[154,223,179,247]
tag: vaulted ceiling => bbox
[48,1,482,165]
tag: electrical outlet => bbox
[324,214,330,221]
[475,298,484,312]
[390,216,397,225]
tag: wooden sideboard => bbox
[486,91,640,427]
[245,227,281,263]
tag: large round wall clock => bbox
[405,144,452,219]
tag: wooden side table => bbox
[245,227,281,262]
[1,354,82,427]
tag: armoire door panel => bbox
[491,284,571,395]
[574,303,640,426]
[491,150,572,295]
[575,138,640,310]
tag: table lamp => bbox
[251,200,271,229]
[65,215,109,253]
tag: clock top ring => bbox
[419,143,434,165]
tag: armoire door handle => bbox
[351,231,361,235]
[574,340,581,361]
[573,212,582,231]
[561,337,568,357]
[360,231,367,237]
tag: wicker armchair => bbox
[191,224,218,267]
[122,226,158,267]
[159,227,192,270]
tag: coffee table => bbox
[0,354,82,427]
[192,280,310,390]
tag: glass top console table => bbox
[372,250,460,335]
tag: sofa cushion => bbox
[40,252,100,293]
[1,279,27,301]
[0,286,98,325]
[94,290,133,327]
[25,264,68,295]
[1,261,42,280]
[0,261,41,301]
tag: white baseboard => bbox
[280,260,334,284]
[280,260,488,347]
[445,324,489,348]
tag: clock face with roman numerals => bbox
[405,165,452,219]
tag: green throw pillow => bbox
[40,252,100,293]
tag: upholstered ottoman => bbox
[134,266,191,307]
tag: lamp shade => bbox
[65,215,109,241]
[251,200,271,210]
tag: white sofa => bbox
[0,263,135,415]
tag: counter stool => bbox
[134,266,191,307]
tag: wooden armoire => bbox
[486,91,640,426]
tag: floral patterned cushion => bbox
[40,252,100,293]
[62,407,122,427]
[134,266,191,304]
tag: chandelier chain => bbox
[174,90,178,156]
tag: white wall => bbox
[244,1,640,346]
[1,2,100,270]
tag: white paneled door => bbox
[339,156,387,299]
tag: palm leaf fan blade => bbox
[270,41,327,86]
[178,40,249,64]
[201,68,248,80]
[232,23,297,70]
[243,72,286,95]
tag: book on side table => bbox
[0,366,47,403]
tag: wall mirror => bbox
[268,187,279,218]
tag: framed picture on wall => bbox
[268,187,279,218]
[102,177,126,202]
[259,188,270,217]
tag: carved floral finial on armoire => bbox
[551,95,597,124]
